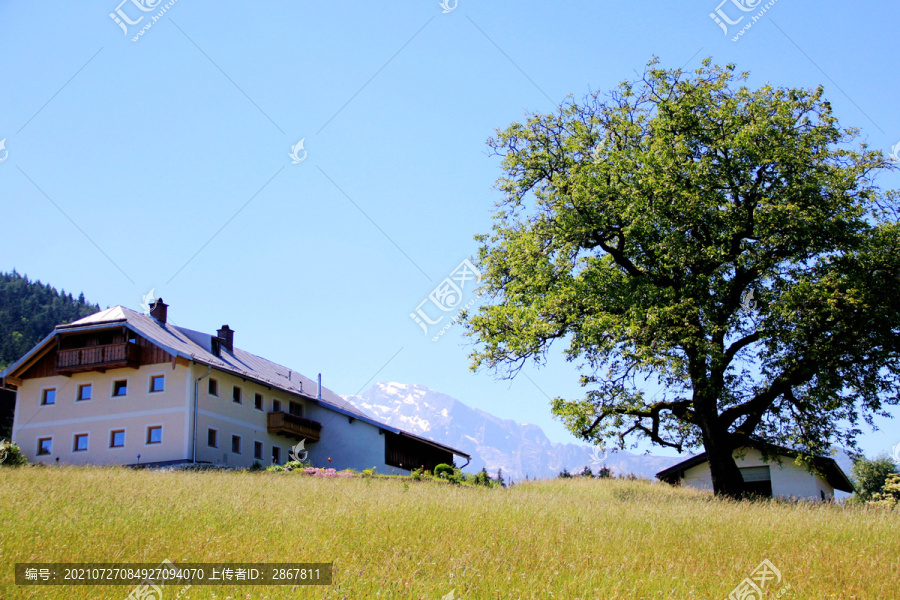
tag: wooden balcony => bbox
[267,411,322,442]
[56,342,140,374]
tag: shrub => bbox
[266,465,285,472]
[434,464,454,479]
[851,455,898,503]
[247,461,263,472]
[869,474,900,508]
[472,468,493,487]
[0,441,27,466]
[558,468,572,478]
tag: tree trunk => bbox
[705,441,746,499]
[696,404,745,498]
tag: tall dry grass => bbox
[0,467,897,599]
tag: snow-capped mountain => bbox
[343,382,682,481]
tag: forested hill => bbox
[0,270,100,370]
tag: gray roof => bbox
[2,305,469,459]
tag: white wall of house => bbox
[680,448,835,500]
[305,403,398,473]
[12,363,189,465]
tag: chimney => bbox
[317,373,322,400]
[150,298,168,324]
[217,325,234,353]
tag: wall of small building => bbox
[680,449,835,500]
[12,363,190,465]
[304,403,398,473]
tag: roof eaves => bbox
[0,330,58,380]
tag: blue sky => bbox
[1,1,898,459]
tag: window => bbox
[207,428,218,448]
[231,435,241,454]
[146,426,162,444]
[289,401,303,417]
[149,375,165,393]
[112,380,127,397]
[272,399,282,413]
[73,434,89,452]
[740,466,772,498]
[254,441,263,460]
[254,393,263,411]
[271,446,281,464]
[41,388,56,405]
[37,438,52,455]
[208,378,218,396]
[232,386,242,404]
[77,384,92,401]
[110,430,125,448]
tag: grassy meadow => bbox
[1,467,897,599]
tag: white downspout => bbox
[192,365,212,463]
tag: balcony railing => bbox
[267,411,322,442]
[57,342,140,374]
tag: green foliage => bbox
[247,461,263,472]
[434,463,454,478]
[558,468,572,479]
[850,455,898,502]
[0,270,100,369]
[472,467,493,487]
[578,466,594,478]
[0,271,100,440]
[869,473,900,507]
[464,57,900,497]
[0,440,27,466]
[266,465,285,472]
[597,466,612,479]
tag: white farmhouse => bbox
[1,299,468,472]
[656,447,853,500]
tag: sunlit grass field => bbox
[1,467,897,599]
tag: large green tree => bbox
[464,59,900,498]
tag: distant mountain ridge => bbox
[344,382,682,481]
